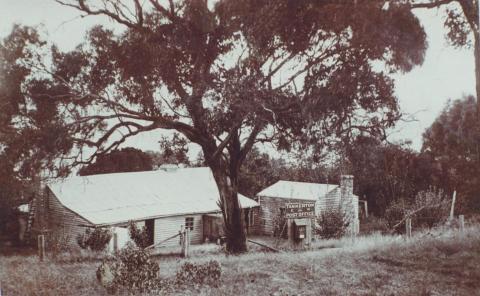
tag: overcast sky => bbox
[0,0,475,152]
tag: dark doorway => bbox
[145,219,155,246]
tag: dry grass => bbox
[0,255,107,296]
[1,226,479,295]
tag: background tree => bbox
[0,26,73,239]
[11,0,427,253]
[346,136,438,216]
[146,133,191,168]
[410,0,479,114]
[79,147,153,176]
[237,148,279,197]
[422,95,480,213]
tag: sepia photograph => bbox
[0,0,479,295]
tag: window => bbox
[185,217,194,231]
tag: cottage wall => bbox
[246,207,261,235]
[44,187,93,246]
[316,188,341,214]
[257,185,360,237]
[257,196,314,236]
[153,214,204,248]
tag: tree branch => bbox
[409,0,457,9]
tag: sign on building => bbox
[285,202,315,219]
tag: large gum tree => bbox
[10,0,428,253]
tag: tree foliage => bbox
[79,147,153,176]
[77,227,112,251]
[346,136,438,216]
[5,0,427,252]
[0,26,72,236]
[147,133,191,168]
[422,96,480,213]
[127,221,151,249]
[238,147,337,197]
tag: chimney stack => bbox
[340,175,353,200]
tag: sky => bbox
[0,0,476,153]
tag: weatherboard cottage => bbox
[31,167,258,249]
[255,175,359,237]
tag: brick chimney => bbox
[340,175,359,235]
[340,175,354,200]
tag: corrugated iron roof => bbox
[47,167,258,225]
[257,180,338,200]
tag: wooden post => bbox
[180,227,185,255]
[287,219,293,249]
[459,215,465,233]
[183,227,190,258]
[113,232,118,252]
[305,219,312,249]
[38,234,45,261]
[364,200,368,218]
[405,218,412,239]
[449,191,457,220]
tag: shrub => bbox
[97,243,160,293]
[77,227,112,251]
[384,199,409,232]
[47,229,71,258]
[272,212,287,238]
[316,207,350,239]
[175,260,222,287]
[385,189,449,233]
[128,221,151,249]
[360,216,389,235]
[412,189,449,228]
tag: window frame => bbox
[185,217,194,231]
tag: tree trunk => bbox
[475,30,480,115]
[210,165,247,253]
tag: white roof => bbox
[257,180,338,201]
[47,167,258,225]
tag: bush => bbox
[272,212,287,238]
[412,189,449,228]
[360,216,389,235]
[384,200,409,232]
[97,243,160,294]
[316,207,350,239]
[77,227,112,251]
[175,260,222,287]
[47,229,71,258]
[385,189,449,233]
[128,221,151,249]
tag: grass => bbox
[1,226,480,295]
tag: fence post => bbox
[449,191,457,219]
[459,215,465,233]
[183,227,190,258]
[180,228,185,255]
[405,218,412,239]
[113,232,118,252]
[186,227,190,257]
[38,234,45,261]
[287,219,293,249]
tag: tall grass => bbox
[1,225,479,295]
